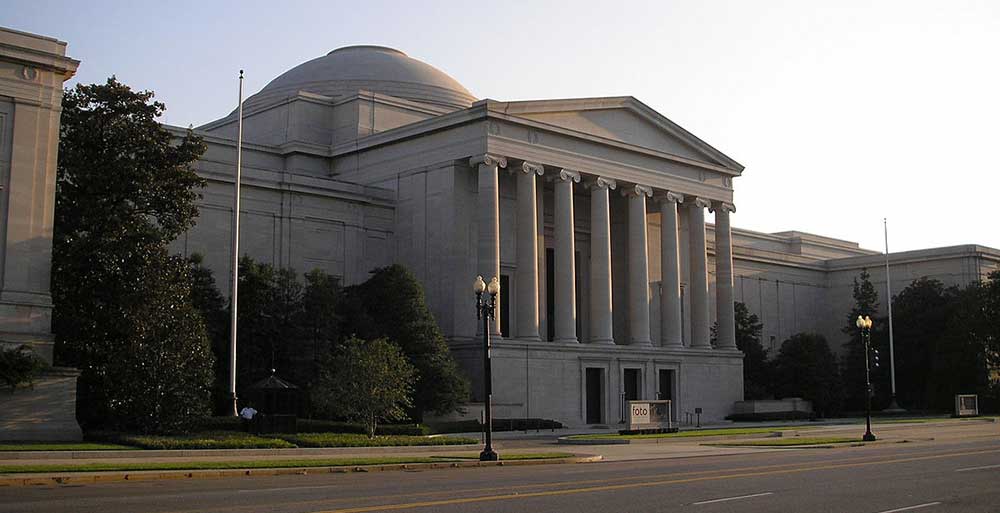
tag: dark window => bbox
[500,274,510,338]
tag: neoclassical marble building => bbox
[167,45,1000,425]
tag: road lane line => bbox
[955,463,1000,472]
[692,492,773,505]
[877,502,941,513]
[309,448,1000,513]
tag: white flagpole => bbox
[884,217,903,411]
[229,70,244,417]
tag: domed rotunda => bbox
[246,45,476,111]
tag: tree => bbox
[341,265,470,419]
[187,254,230,414]
[295,269,342,392]
[235,258,303,392]
[311,337,415,438]
[841,269,889,411]
[734,303,770,399]
[52,77,213,432]
[773,333,844,417]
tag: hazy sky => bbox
[4,0,998,253]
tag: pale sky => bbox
[4,0,998,253]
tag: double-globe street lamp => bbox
[856,315,877,442]
[474,275,501,461]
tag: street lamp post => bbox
[856,315,877,442]
[474,275,500,461]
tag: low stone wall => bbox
[0,367,82,441]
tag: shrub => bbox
[0,345,47,390]
[86,431,294,450]
[276,433,476,448]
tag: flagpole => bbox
[884,217,904,411]
[229,70,244,417]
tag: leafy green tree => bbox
[0,345,48,391]
[311,337,415,438]
[52,77,213,432]
[773,333,844,417]
[938,276,997,412]
[841,269,889,411]
[341,265,470,419]
[186,254,230,414]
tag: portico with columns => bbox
[349,98,742,425]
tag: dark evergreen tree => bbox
[841,269,889,411]
[773,333,844,417]
[734,303,771,399]
[341,265,470,419]
[52,77,212,432]
[295,269,342,393]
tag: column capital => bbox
[518,161,545,176]
[470,154,507,168]
[587,176,617,190]
[709,201,736,213]
[656,191,685,204]
[691,196,712,209]
[621,184,653,198]
[554,169,581,183]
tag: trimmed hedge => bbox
[724,411,814,422]
[192,417,430,436]
[87,431,295,450]
[427,418,563,434]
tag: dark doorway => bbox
[585,368,603,424]
[624,368,641,401]
[546,248,555,341]
[659,369,676,421]
[499,274,510,338]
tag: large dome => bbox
[244,45,476,111]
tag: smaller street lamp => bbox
[474,275,500,461]
[856,315,877,442]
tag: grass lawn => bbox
[0,457,450,474]
[568,426,811,440]
[871,416,998,425]
[705,437,860,447]
[94,432,297,450]
[0,442,137,452]
[276,433,477,447]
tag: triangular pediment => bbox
[492,97,743,173]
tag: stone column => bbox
[472,154,506,336]
[658,192,684,347]
[712,201,737,349]
[515,162,543,341]
[688,197,712,348]
[623,184,653,346]
[553,169,580,343]
[588,177,616,345]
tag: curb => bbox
[557,432,782,445]
[0,455,603,487]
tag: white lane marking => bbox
[692,492,773,505]
[877,502,942,513]
[955,463,1000,472]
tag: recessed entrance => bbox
[658,369,676,420]
[624,368,641,401]
[585,368,603,424]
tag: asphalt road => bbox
[2,435,999,513]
